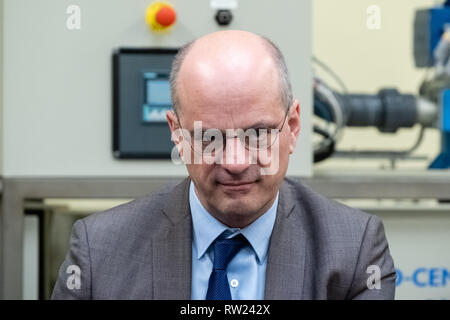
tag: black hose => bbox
[313,125,336,163]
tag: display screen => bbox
[147,79,171,105]
[113,48,178,158]
[142,72,172,123]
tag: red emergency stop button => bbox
[146,2,177,32]
[156,6,176,27]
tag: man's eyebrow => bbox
[188,128,226,135]
[242,121,279,130]
[186,121,279,135]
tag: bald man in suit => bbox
[52,30,396,300]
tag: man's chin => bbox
[212,197,258,219]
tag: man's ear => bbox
[166,110,184,157]
[166,110,179,134]
[287,100,301,154]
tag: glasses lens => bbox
[184,127,280,154]
[244,129,278,151]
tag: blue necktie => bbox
[206,235,247,300]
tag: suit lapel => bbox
[152,178,193,299]
[264,180,308,299]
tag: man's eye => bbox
[248,129,261,137]
[254,129,269,138]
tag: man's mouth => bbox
[217,180,257,192]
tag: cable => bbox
[312,56,349,93]
[312,76,347,163]
[313,125,336,163]
[313,78,345,143]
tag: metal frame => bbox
[2,173,450,299]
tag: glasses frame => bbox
[174,105,291,154]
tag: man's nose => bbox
[220,137,252,174]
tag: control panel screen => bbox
[143,72,172,123]
[113,48,178,158]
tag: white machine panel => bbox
[2,0,312,177]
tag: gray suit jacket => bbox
[51,177,396,299]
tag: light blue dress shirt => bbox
[190,181,278,300]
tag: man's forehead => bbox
[179,53,275,88]
[177,54,280,109]
[176,73,284,126]
[180,108,283,130]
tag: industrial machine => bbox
[313,77,437,163]
[311,1,450,169]
[414,1,450,168]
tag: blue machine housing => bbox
[426,2,450,169]
[429,5,450,59]
[430,89,450,169]
[414,3,450,67]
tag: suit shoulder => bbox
[281,178,392,298]
[283,177,373,237]
[80,180,183,239]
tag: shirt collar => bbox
[189,181,278,264]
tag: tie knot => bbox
[212,234,247,270]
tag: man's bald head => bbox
[169,30,293,116]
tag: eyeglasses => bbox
[174,107,290,154]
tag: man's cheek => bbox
[259,143,280,176]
